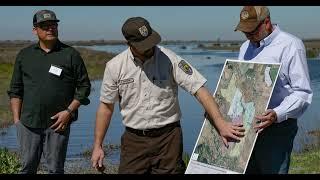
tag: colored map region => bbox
[186,60,281,174]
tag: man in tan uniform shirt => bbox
[91,17,245,174]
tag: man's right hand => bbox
[218,121,245,148]
[91,146,105,173]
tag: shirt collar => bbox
[128,47,135,60]
[34,39,62,52]
[248,24,280,48]
[262,24,280,47]
[127,47,143,64]
[128,46,157,65]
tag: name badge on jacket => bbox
[49,65,62,76]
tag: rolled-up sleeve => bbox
[7,51,24,99]
[72,52,91,105]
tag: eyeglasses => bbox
[36,22,58,31]
[244,20,264,35]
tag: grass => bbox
[202,43,241,52]
[75,47,114,80]
[1,142,319,174]
[0,148,21,174]
[0,63,14,128]
[182,151,191,167]
[0,146,119,174]
[306,49,320,58]
[201,41,320,58]
[289,145,320,174]
[181,147,320,174]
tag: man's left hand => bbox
[50,110,72,132]
[254,109,277,133]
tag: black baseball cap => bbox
[122,17,161,52]
[33,10,60,26]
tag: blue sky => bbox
[0,6,319,41]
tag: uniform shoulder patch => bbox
[178,60,193,75]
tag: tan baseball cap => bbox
[234,6,270,33]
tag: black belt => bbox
[126,121,180,137]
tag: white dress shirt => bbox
[238,25,313,123]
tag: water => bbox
[1,44,319,163]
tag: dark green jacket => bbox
[7,40,91,128]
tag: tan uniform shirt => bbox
[100,45,207,129]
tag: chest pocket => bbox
[118,82,138,109]
[152,80,175,101]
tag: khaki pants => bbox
[119,125,186,174]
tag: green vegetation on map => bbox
[269,67,279,83]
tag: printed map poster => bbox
[185,59,281,174]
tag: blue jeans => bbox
[245,118,298,174]
[16,121,70,174]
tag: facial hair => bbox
[143,48,154,59]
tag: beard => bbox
[246,29,269,45]
[143,48,154,59]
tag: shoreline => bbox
[1,39,319,57]
[1,143,319,174]
[0,146,120,174]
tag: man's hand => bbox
[195,87,245,148]
[10,98,22,126]
[254,109,277,133]
[91,146,105,173]
[50,110,72,132]
[217,121,245,148]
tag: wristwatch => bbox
[66,107,75,118]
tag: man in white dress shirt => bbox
[235,6,313,174]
